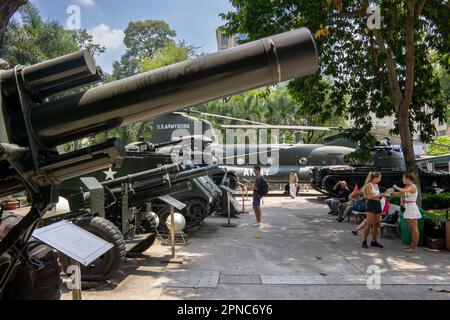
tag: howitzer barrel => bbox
[109,165,224,194]
[29,28,318,147]
[170,165,225,183]
[101,163,180,187]
[1,50,100,98]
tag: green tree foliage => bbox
[0,3,104,68]
[427,136,450,156]
[111,20,176,79]
[195,86,346,144]
[98,40,191,146]
[141,42,190,72]
[220,0,448,169]
[0,4,105,152]
[0,0,27,44]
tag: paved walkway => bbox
[62,197,450,300]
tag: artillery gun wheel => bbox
[2,240,62,300]
[139,212,159,233]
[60,217,126,282]
[1,212,62,300]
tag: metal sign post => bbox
[158,195,186,264]
[71,261,82,300]
[170,205,176,258]
[242,191,245,214]
[222,191,238,228]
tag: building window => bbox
[221,35,229,46]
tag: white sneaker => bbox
[252,222,261,227]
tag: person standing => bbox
[392,173,422,252]
[289,169,299,199]
[362,172,387,249]
[252,166,268,228]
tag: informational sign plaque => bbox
[32,220,113,266]
[158,195,186,211]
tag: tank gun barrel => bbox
[27,28,318,147]
[151,138,184,150]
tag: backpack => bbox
[352,199,365,212]
[382,210,399,225]
[258,177,269,197]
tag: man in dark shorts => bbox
[252,166,263,227]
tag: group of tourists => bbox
[325,172,421,252]
[251,166,422,252]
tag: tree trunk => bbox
[398,0,422,207]
[0,0,28,44]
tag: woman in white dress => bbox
[393,172,422,252]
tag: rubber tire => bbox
[60,217,126,282]
[2,240,62,300]
[156,206,176,233]
[1,211,62,300]
[139,212,159,233]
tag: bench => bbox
[348,211,367,224]
[380,222,400,239]
[380,204,401,239]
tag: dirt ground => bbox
[60,196,450,300]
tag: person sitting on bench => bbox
[325,181,350,216]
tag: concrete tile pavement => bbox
[62,196,450,300]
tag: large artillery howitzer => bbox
[70,164,224,211]
[49,163,223,281]
[0,28,318,299]
[60,135,227,246]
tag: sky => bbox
[29,0,235,73]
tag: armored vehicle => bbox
[151,112,355,187]
[311,139,450,195]
[0,27,319,298]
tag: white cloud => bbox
[79,0,95,6]
[88,23,125,51]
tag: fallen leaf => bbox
[315,256,322,260]
[254,236,262,240]
[320,272,328,276]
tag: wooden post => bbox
[170,205,175,258]
[241,187,245,214]
[72,261,82,300]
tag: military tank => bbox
[311,139,450,195]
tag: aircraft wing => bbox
[416,154,450,163]
[220,124,334,131]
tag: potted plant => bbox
[424,208,447,250]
